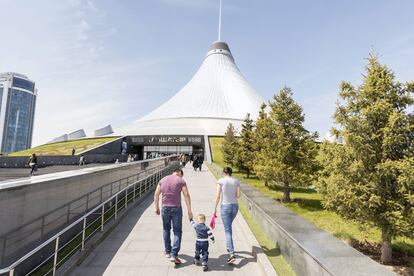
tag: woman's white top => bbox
[218,176,240,205]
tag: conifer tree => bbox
[235,113,255,178]
[317,55,414,263]
[254,87,317,201]
[252,103,271,186]
[222,123,237,166]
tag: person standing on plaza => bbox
[28,153,38,176]
[79,154,85,166]
[154,168,193,264]
[192,155,199,171]
[213,166,240,264]
[71,148,76,156]
[197,154,204,171]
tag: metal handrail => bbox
[0,160,177,275]
[0,159,165,253]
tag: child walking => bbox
[190,214,215,271]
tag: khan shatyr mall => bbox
[113,40,264,163]
[67,15,264,163]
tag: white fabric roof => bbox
[116,41,264,136]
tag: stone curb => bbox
[235,211,278,276]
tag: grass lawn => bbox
[9,137,120,156]
[208,137,414,260]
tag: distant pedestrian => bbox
[28,153,38,176]
[197,154,204,171]
[71,148,76,156]
[190,214,215,271]
[193,155,199,171]
[213,167,240,264]
[127,154,133,162]
[180,154,187,167]
[153,168,193,265]
[79,155,85,166]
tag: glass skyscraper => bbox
[0,72,37,153]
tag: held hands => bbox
[155,207,160,215]
[188,210,193,220]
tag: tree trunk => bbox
[246,171,250,179]
[282,181,291,202]
[381,228,392,263]
[264,180,268,187]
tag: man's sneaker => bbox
[164,251,170,258]
[202,265,208,271]
[170,256,182,265]
[193,259,201,266]
[227,255,236,264]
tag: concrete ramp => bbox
[70,166,273,276]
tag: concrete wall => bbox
[210,164,395,276]
[0,154,127,168]
[81,137,123,155]
[0,156,178,268]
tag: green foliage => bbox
[222,123,238,166]
[8,137,119,156]
[209,137,225,165]
[234,113,255,177]
[253,87,318,202]
[318,55,414,262]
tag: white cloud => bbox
[0,0,164,146]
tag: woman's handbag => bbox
[209,211,218,229]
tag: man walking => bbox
[154,168,193,264]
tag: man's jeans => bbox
[162,207,183,257]
[194,240,209,265]
[221,203,238,256]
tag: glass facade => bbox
[12,77,34,92]
[2,89,36,153]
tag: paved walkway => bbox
[70,166,265,276]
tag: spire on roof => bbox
[218,0,223,41]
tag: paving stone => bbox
[70,167,264,275]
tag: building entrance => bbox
[127,135,205,160]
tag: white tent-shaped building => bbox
[116,41,264,162]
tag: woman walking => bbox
[28,153,38,176]
[214,167,240,264]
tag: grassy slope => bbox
[208,137,414,257]
[9,137,119,156]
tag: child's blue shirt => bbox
[190,219,215,242]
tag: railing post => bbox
[139,182,142,198]
[125,188,128,209]
[115,195,118,219]
[133,182,136,202]
[52,236,59,276]
[81,217,86,251]
[101,205,105,232]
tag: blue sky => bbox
[1,0,413,145]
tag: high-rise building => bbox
[0,72,37,153]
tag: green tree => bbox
[254,87,318,202]
[235,113,255,178]
[222,123,238,166]
[317,55,414,263]
[252,103,271,186]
